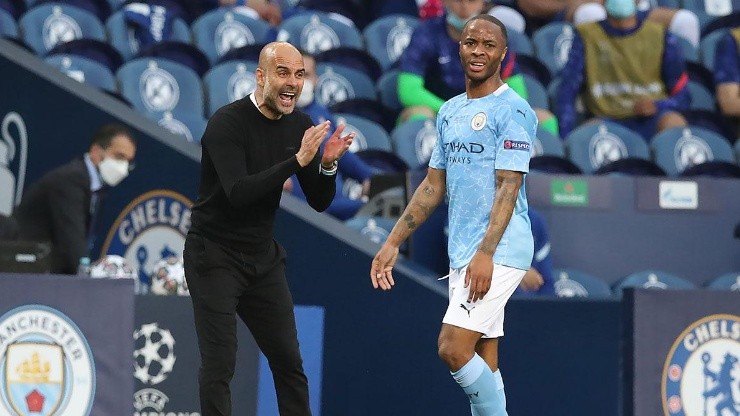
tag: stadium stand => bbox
[362,13,419,70]
[105,6,191,61]
[564,122,651,174]
[44,53,116,90]
[203,60,257,116]
[334,113,392,152]
[20,3,106,55]
[314,62,376,107]
[276,11,363,54]
[650,126,736,175]
[389,118,437,170]
[0,7,17,37]
[553,268,613,298]
[704,272,740,290]
[613,270,696,295]
[191,7,274,65]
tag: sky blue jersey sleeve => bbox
[494,104,534,174]
[428,105,448,170]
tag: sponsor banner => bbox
[636,178,719,212]
[659,181,698,210]
[550,179,589,207]
[0,273,134,416]
[526,175,613,209]
[624,289,740,416]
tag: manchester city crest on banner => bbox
[100,190,193,290]
[662,314,740,416]
[0,305,95,415]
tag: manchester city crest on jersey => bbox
[140,61,180,113]
[589,125,627,169]
[662,314,740,416]
[0,305,95,416]
[674,129,713,172]
[471,112,487,131]
[100,190,193,289]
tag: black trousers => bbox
[183,233,311,416]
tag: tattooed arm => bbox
[369,168,447,290]
[465,169,524,302]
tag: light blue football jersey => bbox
[429,84,536,270]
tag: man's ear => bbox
[256,67,265,87]
[88,143,105,164]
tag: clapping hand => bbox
[296,121,331,167]
[321,124,354,167]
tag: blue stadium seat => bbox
[145,110,207,144]
[328,98,396,132]
[684,109,736,142]
[681,0,740,30]
[676,36,699,63]
[216,42,265,64]
[192,7,274,65]
[564,121,650,174]
[699,28,728,72]
[704,272,740,291]
[0,7,18,37]
[362,13,419,70]
[29,0,111,21]
[334,113,392,152]
[650,126,735,175]
[47,38,123,71]
[376,69,401,111]
[276,11,363,55]
[522,73,549,110]
[105,8,190,61]
[553,268,613,298]
[390,119,437,170]
[315,62,376,107]
[44,53,116,90]
[19,3,106,55]
[116,57,204,116]
[532,22,574,77]
[344,216,397,245]
[0,0,26,20]
[136,40,210,77]
[203,60,257,117]
[516,54,552,87]
[613,270,696,295]
[532,127,564,157]
[507,27,534,56]
[687,80,716,111]
[315,46,382,81]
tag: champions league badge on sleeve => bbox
[100,190,193,289]
[0,305,95,416]
[662,314,740,416]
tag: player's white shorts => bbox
[442,264,526,338]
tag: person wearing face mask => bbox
[397,0,560,136]
[283,51,377,220]
[556,0,689,139]
[13,123,136,274]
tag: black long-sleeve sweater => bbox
[190,95,336,252]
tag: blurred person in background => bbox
[713,27,740,137]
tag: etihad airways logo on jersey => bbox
[444,141,484,165]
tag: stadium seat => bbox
[516,54,552,87]
[315,62,376,107]
[532,22,574,77]
[315,46,382,81]
[362,13,419,70]
[699,28,728,72]
[564,121,650,174]
[390,118,437,170]
[0,7,17,37]
[216,42,265,64]
[329,98,396,132]
[203,60,257,117]
[533,126,564,157]
[656,0,680,7]
[353,187,407,220]
[276,11,363,55]
[684,109,736,142]
[334,113,392,152]
[681,0,740,30]
[704,272,740,291]
[613,271,695,296]
[135,41,210,77]
[376,69,401,111]
[686,80,716,112]
[47,38,123,71]
[192,7,274,65]
[680,160,740,177]
[145,110,207,143]
[700,11,740,38]
[44,53,116,90]
[105,8,190,61]
[522,73,549,110]
[676,36,699,63]
[344,216,397,245]
[530,128,577,174]
[31,0,111,21]
[507,27,534,56]
[650,126,735,175]
[553,268,613,298]
[116,57,204,116]
[0,0,26,20]
[19,3,106,55]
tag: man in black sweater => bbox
[184,42,354,416]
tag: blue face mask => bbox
[446,10,469,31]
[605,0,636,19]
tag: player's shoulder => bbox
[500,88,536,119]
[439,92,468,115]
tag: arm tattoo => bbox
[403,214,417,230]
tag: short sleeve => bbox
[428,108,447,170]
[494,105,532,173]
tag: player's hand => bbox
[296,121,330,167]
[321,123,354,167]
[370,243,398,290]
[519,268,544,292]
[465,251,493,302]
[633,98,657,117]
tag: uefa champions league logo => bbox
[0,112,28,217]
[662,314,740,416]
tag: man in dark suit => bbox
[14,124,137,274]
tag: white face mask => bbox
[296,78,314,109]
[98,157,130,186]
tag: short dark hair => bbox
[464,14,508,43]
[90,123,135,149]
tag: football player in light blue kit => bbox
[370,14,535,416]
